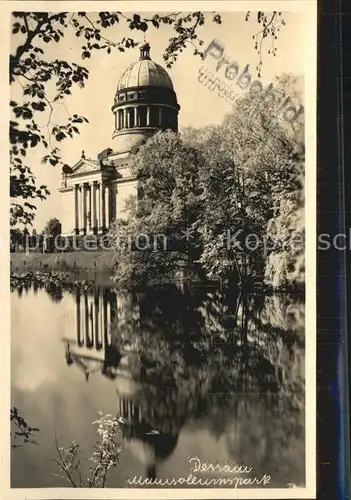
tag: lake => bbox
[11,281,305,488]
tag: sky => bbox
[10,10,306,232]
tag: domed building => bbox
[59,43,180,240]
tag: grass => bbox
[10,251,118,280]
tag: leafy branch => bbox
[10,11,222,227]
[52,413,123,487]
[246,11,286,77]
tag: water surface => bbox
[11,282,305,488]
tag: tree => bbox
[264,157,304,289]
[107,130,204,285]
[10,10,288,227]
[187,75,304,287]
[53,413,122,487]
[107,74,304,288]
[43,217,61,238]
[10,11,223,226]
[10,227,23,251]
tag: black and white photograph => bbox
[2,1,316,498]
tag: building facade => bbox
[59,43,180,238]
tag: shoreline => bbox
[10,252,305,295]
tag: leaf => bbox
[56,132,65,142]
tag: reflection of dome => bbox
[124,425,179,466]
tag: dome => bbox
[116,43,173,91]
[111,42,179,146]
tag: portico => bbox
[73,180,111,235]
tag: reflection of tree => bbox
[58,283,304,485]
[11,277,64,302]
[109,285,305,485]
[11,406,39,449]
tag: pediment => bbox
[71,158,100,175]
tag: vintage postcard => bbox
[1,1,316,499]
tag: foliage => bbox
[107,130,205,285]
[10,406,39,449]
[10,226,31,249]
[42,217,62,237]
[264,198,304,289]
[53,413,122,487]
[192,75,304,286]
[10,11,222,226]
[108,76,304,289]
[105,285,305,484]
[10,9,289,227]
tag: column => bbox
[158,107,163,127]
[76,291,82,346]
[74,184,79,233]
[105,184,110,229]
[100,182,106,229]
[80,184,84,232]
[134,107,138,128]
[97,183,101,230]
[121,109,125,129]
[95,292,101,349]
[91,182,97,231]
[107,301,112,345]
[85,291,91,348]
[122,398,128,417]
[81,184,87,233]
[79,288,85,346]
[89,298,94,348]
[83,184,87,232]
[99,292,104,351]
[87,184,92,231]
[77,185,81,231]
[103,296,108,347]
[146,106,151,126]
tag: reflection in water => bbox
[58,284,305,486]
[64,289,116,381]
[11,282,305,488]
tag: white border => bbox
[0,1,317,499]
